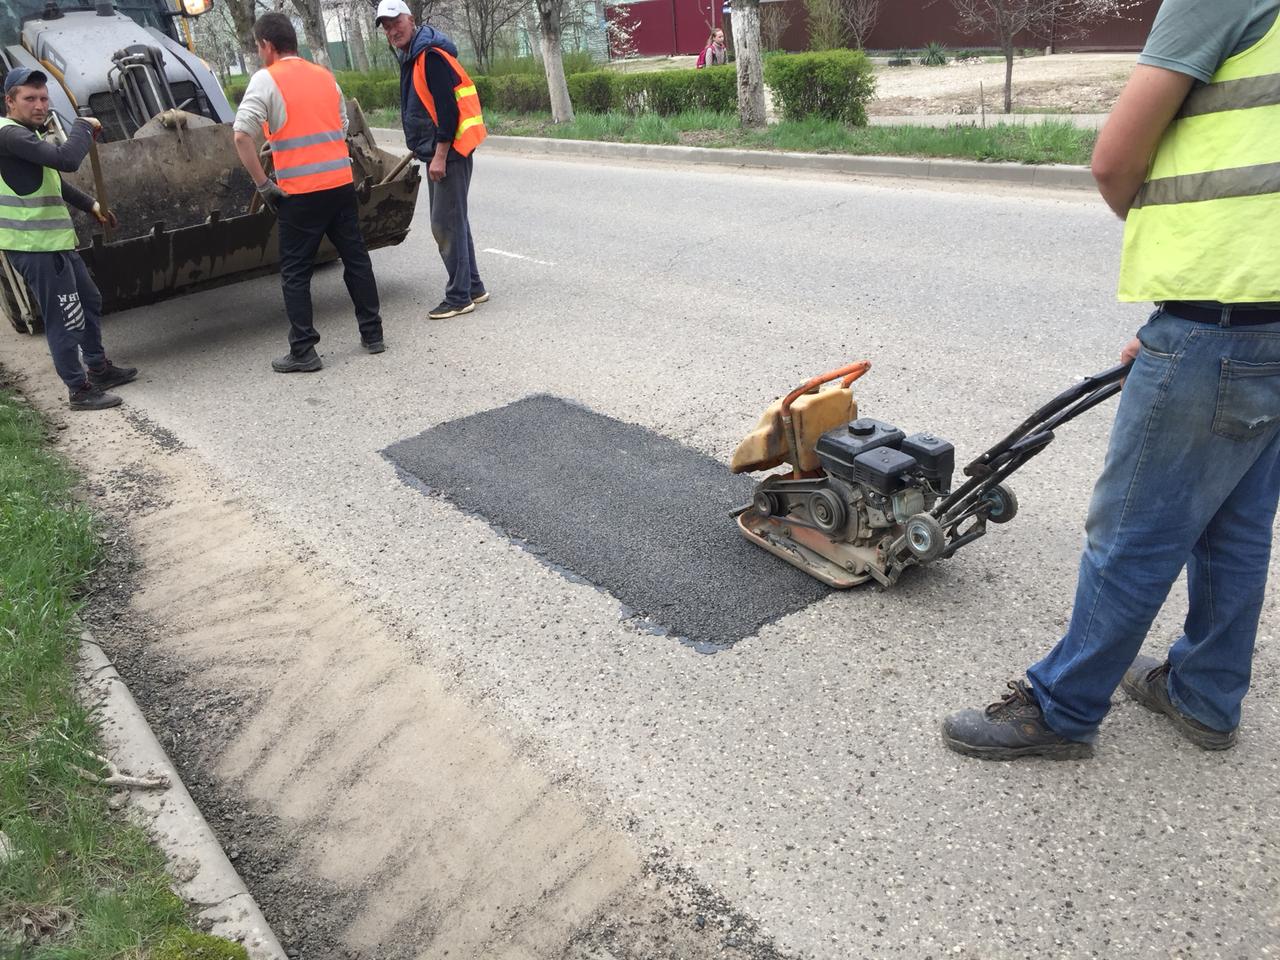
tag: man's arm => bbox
[1091,65,1195,219]
[60,178,95,213]
[0,119,94,172]
[424,50,458,182]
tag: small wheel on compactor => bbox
[753,489,784,517]
[982,483,1019,524]
[808,489,847,534]
[904,513,945,563]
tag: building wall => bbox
[611,0,1160,58]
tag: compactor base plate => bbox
[736,511,875,589]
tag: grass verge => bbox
[0,388,246,959]
[368,110,1095,165]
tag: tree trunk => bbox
[225,0,259,73]
[731,0,766,127]
[523,9,541,57]
[292,0,333,69]
[1002,40,1014,113]
[347,4,370,72]
[536,0,574,123]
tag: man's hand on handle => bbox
[90,201,117,229]
[256,179,287,213]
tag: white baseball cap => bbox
[374,0,412,24]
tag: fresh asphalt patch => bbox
[383,395,831,646]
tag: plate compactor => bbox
[731,361,1129,588]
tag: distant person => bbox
[0,68,134,410]
[942,0,1280,761]
[376,0,488,320]
[232,12,385,373]
[697,28,727,68]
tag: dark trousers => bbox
[428,153,483,307]
[9,249,105,392]
[277,182,382,357]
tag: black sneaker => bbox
[428,300,475,320]
[362,339,386,355]
[1121,655,1238,750]
[87,360,138,390]
[271,350,322,373]
[470,288,490,304]
[942,680,1093,761]
[68,384,122,411]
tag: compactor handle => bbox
[780,361,871,416]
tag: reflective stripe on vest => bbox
[0,118,77,252]
[265,58,353,194]
[1118,15,1280,302]
[412,47,487,158]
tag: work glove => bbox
[90,201,117,229]
[80,116,103,141]
[256,178,287,214]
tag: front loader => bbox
[0,0,420,333]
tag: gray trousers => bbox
[8,249,104,392]
[427,153,483,307]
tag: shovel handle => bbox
[87,138,113,243]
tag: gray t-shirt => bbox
[1138,0,1280,83]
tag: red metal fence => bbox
[609,0,1161,58]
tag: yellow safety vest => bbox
[1118,14,1280,303]
[0,118,77,253]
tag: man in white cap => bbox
[376,0,489,320]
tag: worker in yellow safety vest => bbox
[0,67,135,410]
[233,13,385,373]
[377,0,489,320]
[943,0,1280,762]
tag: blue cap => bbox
[3,67,48,94]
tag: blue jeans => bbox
[1027,307,1280,742]
[8,249,105,392]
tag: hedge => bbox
[566,65,735,116]
[221,71,399,110]
[763,49,876,125]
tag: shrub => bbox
[887,47,912,67]
[486,74,552,112]
[763,49,876,124]
[568,70,616,113]
[339,72,400,110]
[473,74,494,109]
[920,41,948,66]
[223,75,249,104]
[615,65,736,116]
[483,50,598,77]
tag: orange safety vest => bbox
[265,57,353,194]
[412,47,487,157]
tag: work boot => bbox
[271,349,322,373]
[68,384,122,411]
[428,300,475,320]
[1121,656,1238,750]
[941,680,1093,761]
[87,360,138,390]
[470,287,490,304]
[362,339,386,355]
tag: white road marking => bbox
[483,248,556,267]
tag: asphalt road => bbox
[12,153,1279,958]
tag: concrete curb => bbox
[479,135,1095,189]
[79,634,287,960]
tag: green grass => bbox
[482,110,1095,164]
[0,391,246,958]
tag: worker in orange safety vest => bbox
[233,12,385,372]
[377,0,488,320]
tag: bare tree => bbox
[839,0,880,49]
[222,0,263,70]
[460,0,527,73]
[290,0,333,68]
[948,0,1136,113]
[344,0,370,70]
[731,0,766,126]
[759,0,792,51]
[535,0,574,121]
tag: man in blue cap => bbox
[0,66,134,410]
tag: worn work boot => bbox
[428,300,475,320]
[362,339,386,355]
[68,384,122,411]
[271,349,323,373]
[942,680,1094,761]
[1121,656,1238,750]
[88,360,138,390]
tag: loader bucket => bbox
[16,102,419,321]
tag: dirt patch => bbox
[869,53,1134,115]
[12,365,798,960]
